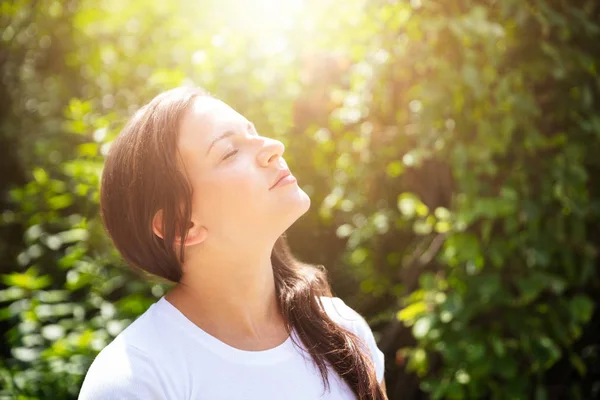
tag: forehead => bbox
[178,96,246,152]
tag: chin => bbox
[294,187,311,214]
[299,192,311,214]
[279,189,311,229]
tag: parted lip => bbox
[269,168,292,190]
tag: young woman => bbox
[78,87,387,400]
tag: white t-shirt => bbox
[78,296,385,400]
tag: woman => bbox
[79,87,387,400]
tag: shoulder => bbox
[78,304,174,400]
[318,296,364,329]
[78,337,166,400]
[318,296,385,383]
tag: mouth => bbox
[270,169,296,190]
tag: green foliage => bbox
[1,0,599,399]
[382,1,600,399]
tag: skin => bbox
[152,96,386,394]
[152,96,311,351]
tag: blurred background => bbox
[1,0,600,398]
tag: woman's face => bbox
[176,96,310,249]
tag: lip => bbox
[270,169,296,190]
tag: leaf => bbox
[0,287,27,302]
[569,295,594,322]
[408,348,428,376]
[434,207,451,220]
[77,143,99,157]
[386,161,404,178]
[48,193,74,210]
[57,228,90,244]
[397,302,428,323]
[32,168,49,184]
[66,98,92,120]
[2,270,51,290]
[490,336,506,357]
[435,221,451,233]
[570,354,586,376]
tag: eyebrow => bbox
[206,130,236,155]
[206,123,257,156]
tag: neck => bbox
[165,244,285,344]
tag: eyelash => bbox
[220,129,259,161]
[222,148,238,161]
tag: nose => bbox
[257,137,285,167]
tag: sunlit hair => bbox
[99,86,386,399]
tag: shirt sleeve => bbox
[324,296,386,384]
[78,341,167,400]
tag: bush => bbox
[1,0,599,399]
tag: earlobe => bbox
[180,223,208,246]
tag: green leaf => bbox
[569,295,594,322]
[570,354,586,376]
[32,168,49,184]
[2,269,51,290]
[57,228,90,244]
[386,161,404,178]
[48,193,74,210]
[77,143,99,157]
[397,302,427,323]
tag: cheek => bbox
[191,164,266,222]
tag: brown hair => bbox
[100,86,386,399]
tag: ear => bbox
[152,210,207,246]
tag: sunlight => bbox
[218,0,305,33]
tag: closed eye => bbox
[218,123,256,162]
[222,148,238,161]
